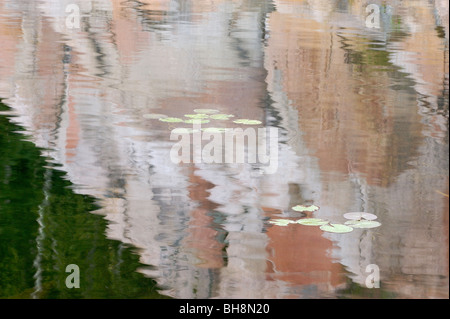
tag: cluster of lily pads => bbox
[142,108,262,126]
[268,205,381,234]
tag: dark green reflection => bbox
[0,99,168,299]
[336,278,398,299]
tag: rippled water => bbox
[0,0,448,299]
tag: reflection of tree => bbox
[0,100,168,299]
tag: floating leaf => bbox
[343,212,377,221]
[344,220,381,229]
[268,219,294,226]
[194,109,220,114]
[292,205,320,212]
[143,113,167,119]
[210,114,235,120]
[233,119,262,125]
[320,223,353,233]
[159,117,183,123]
[184,119,210,124]
[296,218,329,226]
[184,114,210,119]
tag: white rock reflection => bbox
[0,0,447,298]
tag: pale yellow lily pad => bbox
[320,223,353,233]
[296,218,329,226]
[268,219,295,226]
[233,119,262,125]
[292,205,320,212]
[344,220,381,229]
[343,212,377,221]
[159,117,183,123]
[210,114,235,120]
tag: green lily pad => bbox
[184,119,210,124]
[344,220,381,229]
[320,223,353,233]
[194,109,220,114]
[343,212,377,221]
[268,219,294,226]
[292,205,320,212]
[184,114,210,119]
[159,117,184,123]
[210,114,235,120]
[296,218,329,226]
[233,119,262,125]
[143,113,167,119]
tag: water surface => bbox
[0,0,448,299]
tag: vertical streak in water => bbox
[31,166,53,299]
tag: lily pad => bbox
[268,219,294,226]
[184,119,210,124]
[292,205,320,212]
[343,212,377,221]
[344,220,381,229]
[143,113,167,119]
[320,223,353,233]
[210,114,235,120]
[184,114,210,119]
[159,117,184,123]
[194,109,220,114]
[296,218,329,226]
[233,119,262,125]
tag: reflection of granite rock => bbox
[0,0,447,299]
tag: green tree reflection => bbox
[0,99,168,299]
